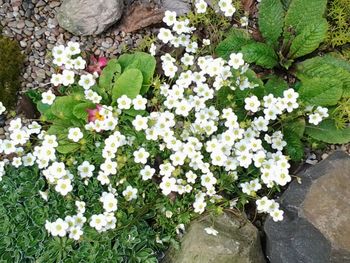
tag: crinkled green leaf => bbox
[298,77,343,106]
[50,96,79,120]
[264,76,289,97]
[240,42,278,68]
[215,28,255,60]
[305,119,350,144]
[112,68,143,101]
[289,20,328,59]
[284,0,327,39]
[296,55,350,98]
[284,130,304,161]
[258,0,284,48]
[56,142,80,154]
[284,118,306,138]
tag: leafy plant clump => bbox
[0,35,25,110]
[216,0,350,158]
[0,0,349,261]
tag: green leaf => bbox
[215,29,255,60]
[284,130,304,161]
[240,42,278,68]
[37,101,55,121]
[112,68,143,101]
[288,20,328,59]
[118,52,156,94]
[298,77,343,106]
[258,0,285,48]
[296,56,350,98]
[73,102,95,120]
[99,59,122,94]
[51,96,80,119]
[305,119,350,144]
[284,0,327,39]
[56,142,80,154]
[284,118,306,138]
[264,76,289,97]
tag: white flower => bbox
[102,193,118,212]
[240,16,248,27]
[39,190,49,201]
[133,147,150,164]
[52,45,65,58]
[181,53,194,66]
[73,56,86,70]
[50,74,63,86]
[69,226,83,240]
[66,41,81,55]
[203,39,211,46]
[132,115,148,131]
[78,74,96,90]
[0,102,5,115]
[160,176,177,195]
[78,161,95,178]
[122,186,138,201]
[90,214,107,231]
[117,95,132,110]
[55,179,73,196]
[204,226,218,236]
[140,165,155,180]
[244,96,261,112]
[41,90,56,105]
[68,127,83,142]
[271,209,284,222]
[163,10,177,26]
[132,95,147,110]
[158,28,174,44]
[50,218,69,237]
[195,0,208,13]
[61,70,75,86]
[150,43,157,56]
[228,53,244,69]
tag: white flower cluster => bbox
[45,201,86,240]
[307,106,329,125]
[84,105,119,132]
[256,196,283,222]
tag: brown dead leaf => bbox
[118,3,165,33]
[251,28,264,42]
[241,0,254,13]
[16,94,39,119]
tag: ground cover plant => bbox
[0,0,349,262]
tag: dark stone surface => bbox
[264,151,350,263]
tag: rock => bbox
[163,212,266,263]
[57,0,124,36]
[161,0,191,16]
[264,151,350,263]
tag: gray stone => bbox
[264,151,350,263]
[163,212,266,263]
[161,0,191,16]
[57,0,124,36]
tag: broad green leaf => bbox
[56,142,80,154]
[284,118,306,138]
[258,0,284,48]
[112,68,143,101]
[73,102,95,120]
[51,96,80,119]
[264,76,289,97]
[99,59,122,94]
[305,119,350,144]
[37,101,55,121]
[283,130,304,161]
[118,52,156,94]
[284,0,327,39]
[240,42,278,68]
[298,77,343,106]
[296,56,350,97]
[288,20,328,59]
[215,29,255,60]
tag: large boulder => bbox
[57,0,124,36]
[264,151,350,263]
[163,212,266,263]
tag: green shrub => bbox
[0,35,25,110]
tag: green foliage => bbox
[99,59,122,94]
[283,118,306,161]
[258,0,285,48]
[112,68,143,100]
[0,36,25,109]
[240,42,278,68]
[325,0,350,47]
[264,76,289,97]
[305,119,350,144]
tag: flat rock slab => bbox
[264,151,350,263]
[57,0,124,36]
[163,211,266,263]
